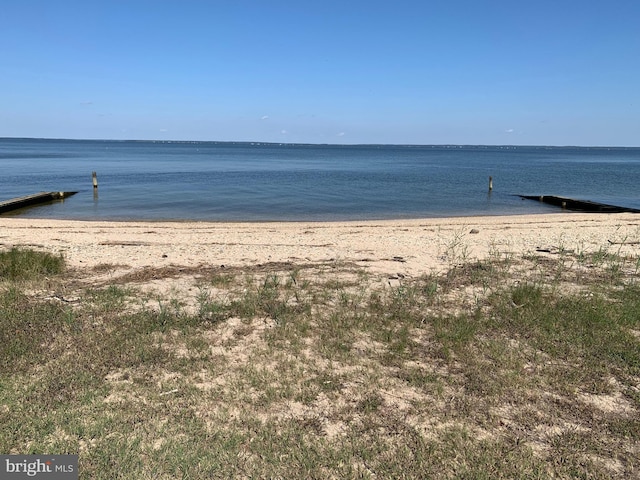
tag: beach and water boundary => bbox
[2,138,640,221]
[3,139,639,276]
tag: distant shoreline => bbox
[2,137,639,149]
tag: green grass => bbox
[0,247,64,281]
[1,246,639,478]
[0,287,72,374]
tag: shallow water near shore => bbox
[1,138,639,221]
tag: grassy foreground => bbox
[0,244,639,479]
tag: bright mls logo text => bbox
[5,458,55,476]
[2,455,77,479]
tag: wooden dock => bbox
[0,191,78,214]
[519,195,640,213]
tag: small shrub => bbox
[0,247,64,281]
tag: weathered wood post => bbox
[488,176,493,191]
[92,171,98,189]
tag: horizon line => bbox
[1,136,639,149]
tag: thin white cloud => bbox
[261,115,269,120]
[281,130,288,135]
[505,128,514,133]
[337,132,345,137]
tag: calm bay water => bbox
[1,138,639,221]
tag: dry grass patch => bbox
[1,244,639,478]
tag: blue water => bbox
[1,138,639,221]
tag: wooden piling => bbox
[92,171,98,189]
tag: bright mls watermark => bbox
[1,455,77,479]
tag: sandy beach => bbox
[2,213,639,278]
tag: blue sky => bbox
[1,1,638,145]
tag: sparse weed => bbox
[86,284,131,313]
[195,286,230,323]
[442,228,471,266]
